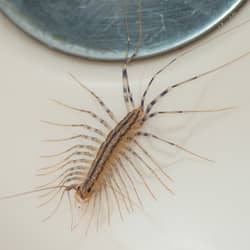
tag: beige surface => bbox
[0,3,250,250]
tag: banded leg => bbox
[51,99,111,129]
[122,62,134,111]
[116,157,142,207]
[69,73,118,123]
[145,52,250,115]
[140,57,177,108]
[140,19,250,108]
[110,165,130,213]
[126,147,174,194]
[121,0,143,111]
[40,151,93,171]
[114,163,134,211]
[106,176,124,221]
[145,107,236,120]
[132,139,173,182]
[43,134,102,144]
[41,120,106,137]
[137,132,213,162]
[122,15,134,112]
[41,144,97,159]
[37,166,87,189]
[38,159,90,175]
[120,151,156,200]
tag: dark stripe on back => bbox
[84,109,141,189]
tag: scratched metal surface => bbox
[0,0,247,60]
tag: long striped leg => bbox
[106,176,124,221]
[37,166,87,189]
[122,9,133,113]
[41,120,106,137]
[122,61,135,112]
[120,151,156,200]
[38,159,91,175]
[145,52,250,115]
[126,147,174,194]
[116,157,143,207]
[122,14,134,112]
[40,151,92,170]
[145,107,236,120]
[105,178,133,215]
[110,166,130,213]
[132,139,173,182]
[43,134,102,144]
[140,57,177,108]
[140,19,250,108]
[41,144,97,159]
[40,151,93,171]
[69,73,118,124]
[114,163,134,211]
[137,132,213,162]
[121,0,143,111]
[51,99,111,129]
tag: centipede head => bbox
[74,184,92,205]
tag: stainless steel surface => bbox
[0,0,247,60]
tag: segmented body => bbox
[80,108,144,198]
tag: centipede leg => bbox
[137,131,213,162]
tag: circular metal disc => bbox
[0,0,247,61]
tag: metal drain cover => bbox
[0,0,247,60]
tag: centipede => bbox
[1,0,250,239]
